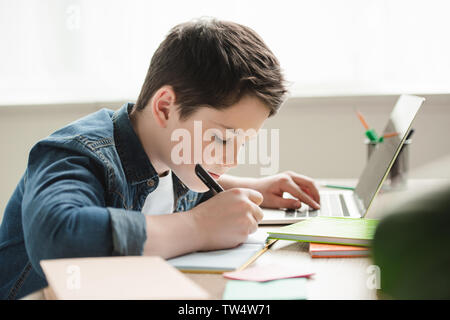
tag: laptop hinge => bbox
[353,193,367,217]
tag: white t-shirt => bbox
[141,170,174,215]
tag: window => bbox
[1,0,449,105]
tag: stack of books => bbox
[267,217,378,258]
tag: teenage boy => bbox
[0,19,320,299]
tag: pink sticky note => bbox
[223,264,315,282]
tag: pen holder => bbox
[365,139,411,189]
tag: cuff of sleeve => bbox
[107,207,147,256]
[196,189,214,206]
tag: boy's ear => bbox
[150,85,177,128]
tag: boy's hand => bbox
[190,188,264,251]
[251,171,321,210]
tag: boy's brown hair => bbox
[135,18,287,120]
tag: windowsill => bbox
[0,91,449,108]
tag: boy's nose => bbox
[221,149,239,168]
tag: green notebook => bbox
[268,217,379,247]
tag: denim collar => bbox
[112,103,190,199]
[112,103,158,185]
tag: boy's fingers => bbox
[250,205,264,222]
[240,188,264,206]
[277,197,302,210]
[282,179,321,210]
[288,173,321,204]
[247,213,259,234]
[263,194,301,210]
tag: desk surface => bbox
[185,239,377,300]
[22,179,447,300]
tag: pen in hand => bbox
[195,164,224,195]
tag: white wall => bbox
[228,94,450,179]
[1,94,449,223]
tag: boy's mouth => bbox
[207,171,221,180]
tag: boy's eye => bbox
[214,134,230,145]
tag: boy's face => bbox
[166,94,270,192]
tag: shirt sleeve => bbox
[21,141,147,277]
[107,207,147,256]
[195,189,215,206]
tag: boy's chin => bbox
[186,182,210,193]
[173,169,210,193]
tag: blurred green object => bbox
[365,129,379,143]
[373,182,450,299]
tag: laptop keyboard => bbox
[284,193,350,218]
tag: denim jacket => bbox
[0,102,211,299]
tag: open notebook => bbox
[167,229,273,273]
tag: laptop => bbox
[260,94,425,224]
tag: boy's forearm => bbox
[217,174,259,190]
[143,211,203,259]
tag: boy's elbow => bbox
[23,204,114,277]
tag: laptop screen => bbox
[354,95,425,217]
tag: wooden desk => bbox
[185,240,377,300]
[22,179,445,300]
[184,179,445,300]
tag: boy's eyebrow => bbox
[210,120,238,133]
[210,120,261,140]
[209,120,260,139]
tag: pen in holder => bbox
[365,138,412,190]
